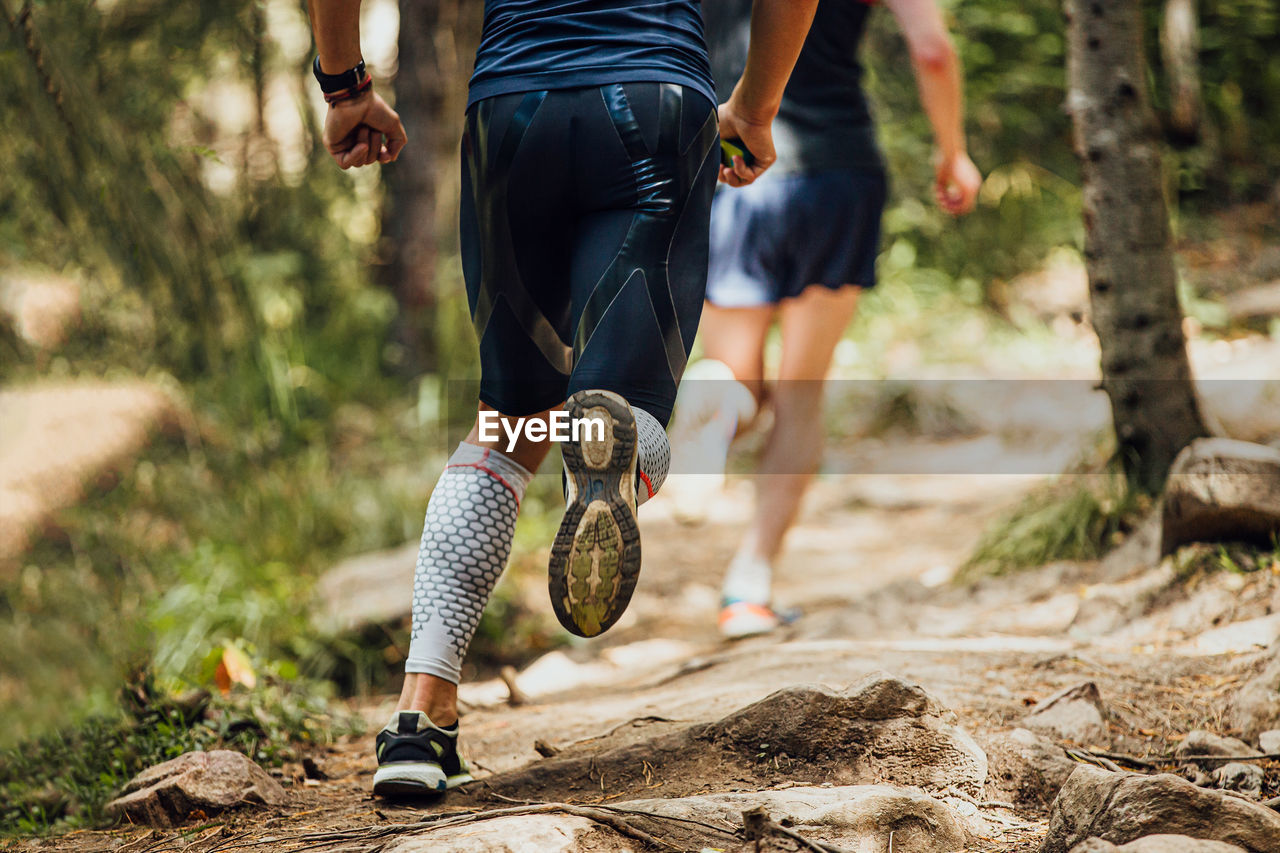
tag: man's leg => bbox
[396,405,553,721]
[720,285,859,631]
[376,406,554,795]
[545,83,719,636]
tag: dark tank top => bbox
[704,0,884,172]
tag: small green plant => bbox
[0,669,360,838]
[1169,537,1280,580]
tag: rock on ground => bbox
[1070,836,1247,852]
[1210,762,1264,796]
[477,672,988,802]
[380,815,635,853]
[1175,730,1262,759]
[625,785,975,853]
[1227,642,1280,742]
[0,269,80,350]
[312,541,418,633]
[979,727,1080,808]
[106,750,286,828]
[1021,681,1111,746]
[1258,730,1280,753]
[1040,765,1280,853]
[1161,438,1280,555]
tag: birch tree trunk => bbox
[1065,0,1209,491]
[1160,0,1202,141]
[381,0,445,374]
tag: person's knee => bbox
[633,406,670,504]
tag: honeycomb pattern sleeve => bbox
[634,406,670,506]
[405,442,534,683]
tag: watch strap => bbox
[313,56,367,94]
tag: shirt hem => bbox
[468,68,715,109]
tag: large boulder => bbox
[382,815,636,853]
[1021,682,1111,746]
[704,674,989,796]
[627,785,976,853]
[1040,765,1280,853]
[1226,642,1280,742]
[480,673,988,801]
[1070,837,1246,852]
[106,750,286,827]
[1161,438,1280,555]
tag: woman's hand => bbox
[717,97,776,187]
[934,151,981,215]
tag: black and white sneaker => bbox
[549,389,642,638]
[372,711,472,796]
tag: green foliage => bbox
[865,0,1081,296]
[1146,0,1280,201]
[0,670,360,837]
[0,0,429,751]
[1169,539,1280,580]
[2,395,436,744]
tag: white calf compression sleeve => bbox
[633,406,670,506]
[405,443,533,683]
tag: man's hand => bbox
[324,90,407,170]
[934,151,981,215]
[717,98,776,187]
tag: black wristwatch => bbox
[313,56,367,94]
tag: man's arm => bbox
[307,0,406,169]
[718,0,820,186]
[884,0,981,214]
[309,0,362,74]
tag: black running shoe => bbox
[372,711,471,796]
[549,389,642,638]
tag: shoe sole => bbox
[372,763,472,797]
[550,390,641,638]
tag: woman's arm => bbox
[884,0,981,214]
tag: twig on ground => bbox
[741,806,852,853]
[1066,748,1124,773]
[199,830,255,853]
[1085,750,1159,770]
[1171,753,1280,764]
[982,811,1039,831]
[113,830,160,853]
[980,800,1019,811]
[1260,795,1280,811]
[482,784,737,838]
[557,714,683,753]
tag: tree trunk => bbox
[1065,0,1209,492]
[1160,0,1202,141]
[381,0,445,374]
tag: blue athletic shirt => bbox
[467,0,716,108]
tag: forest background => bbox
[1,0,1278,835]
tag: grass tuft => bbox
[958,471,1149,582]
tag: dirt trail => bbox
[15,339,1280,852]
